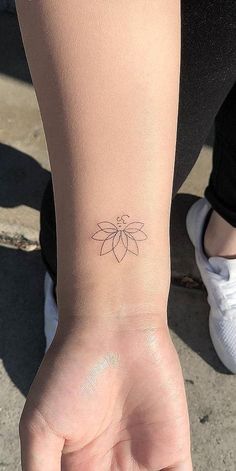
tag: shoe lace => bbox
[212,276,236,315]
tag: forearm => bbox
[16,0,181,323]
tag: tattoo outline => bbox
[91,214,147,262]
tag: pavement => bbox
[0,11,235,471]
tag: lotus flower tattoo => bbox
[91,215,147,263]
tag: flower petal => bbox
[98,221,118,232]
[130,230,147,241]
[113,234,127,262]
[126,233,139,255]
[113,231,121,249]
[92,230,116,241]
[125,222,144,233]
[121,231,128,249]
[100,234,116,255]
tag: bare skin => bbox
[15,1,192,469]
[20,320,191,471]
[204,210,236,259]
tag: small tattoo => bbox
[91,214,147,262]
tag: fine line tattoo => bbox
[91,215,147,263]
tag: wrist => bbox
[55,297,168,345]
[54,305,168,355]
[57,263,170,318]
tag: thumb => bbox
[19,408,64,471]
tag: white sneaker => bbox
[44,271,59,351]
[186,197,236,373]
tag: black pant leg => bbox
[173,0,236,195]
[205,83,236,226]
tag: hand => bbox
[20,319,192,470]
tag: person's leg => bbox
[185,79,236,373]
[175,2,236,374]
[173,0,236,195]
[204,83,236,258]
[40,0,236,289]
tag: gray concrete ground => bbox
[0,11,235,471]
